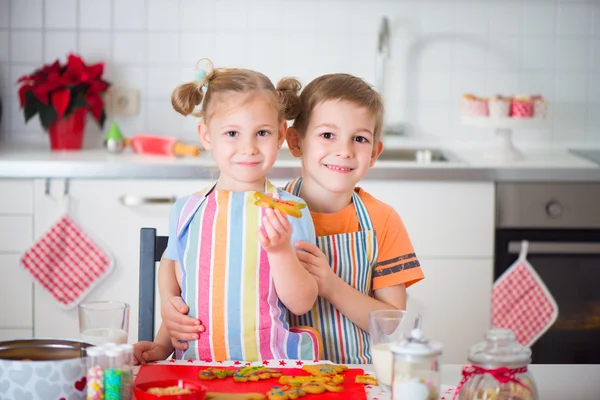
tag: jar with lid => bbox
[454,328,538,400]
[390,316,443,400]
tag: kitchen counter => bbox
[1,145,599,181]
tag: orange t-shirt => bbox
[310,187,424,291]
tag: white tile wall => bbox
[0,0,599,145]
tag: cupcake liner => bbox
[489,98,511,117]
[533,99,547,118]
[511,100,533,118]
[462,98,489,117]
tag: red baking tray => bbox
[134,364,368,399]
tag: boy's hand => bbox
[258,208,293,254]
[295,241,339,299]
[133,341,172,365]
[162,296,205,350]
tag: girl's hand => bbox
[133,341,172,365]
[161,296,205,350]
[258,208,293,254]
[295,241,339,300]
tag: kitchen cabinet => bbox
[32,179,210,343]
[0,180,34,339]
[359,181,495,363]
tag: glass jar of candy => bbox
[455,328,539,400]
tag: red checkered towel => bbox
[20,213,114,309]
[492,241,558,347]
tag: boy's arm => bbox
[158,254,204,346]
[295,241,404,332]
[153,323,175,358]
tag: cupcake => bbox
[532,95,547,119]
[510,94,533,118]
[461,94,489,117]
[488,94,511,118]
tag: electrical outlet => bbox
[107,87,140,116]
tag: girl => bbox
[133,62,321,364]
[160,73,424,364]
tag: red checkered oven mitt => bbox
[492,241,558,347]
[20,214,114,309]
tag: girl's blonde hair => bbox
[291,73,384,143]
[171,65,301,122]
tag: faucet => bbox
[375,17,390,95]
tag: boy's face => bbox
[288,100,383,194]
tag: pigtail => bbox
[171,81,205,117]
[276,77,302,120]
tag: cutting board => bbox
[134,364,368,399]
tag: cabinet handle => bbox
[119,195,176,207]
[508,241,600,255]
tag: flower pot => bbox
[48,108,87,151]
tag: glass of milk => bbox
[369,310,414,389]
[78,301,130,345]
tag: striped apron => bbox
[285,177,379,364]
[175,180,321,362]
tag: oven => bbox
[495,183,600,364]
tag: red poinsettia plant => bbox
[17,53,110,130]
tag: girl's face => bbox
[198,93,286,192]
[288,100,383,195]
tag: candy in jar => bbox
[391,316,442,400]
[454,328,539,400]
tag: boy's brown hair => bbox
[291,73,384,142]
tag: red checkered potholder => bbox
[492,241,558,347]
[20,214,114,309]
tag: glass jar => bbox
[456,328,539,400]
[390,318,443,400]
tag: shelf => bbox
[461,116,550,129]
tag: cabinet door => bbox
[407,258,492,364]
[0,329,33,341]
[359,181,495,258]
[0,254,33,329]
[32,179,210,342]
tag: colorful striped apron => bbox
[175,180,321,362]
[285,177,379,364]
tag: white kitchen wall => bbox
[0,0,598,147]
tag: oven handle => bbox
[508,241,600,255]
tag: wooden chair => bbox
[138,228,168,341]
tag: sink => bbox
[276,148,459,164]
[377,148,458,163]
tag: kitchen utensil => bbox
[0,338,91,400]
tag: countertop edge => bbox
[1,160,599,182]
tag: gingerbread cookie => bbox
[301,364,348,377]
[355,375,378,385]
[278,376,331,385]
[279,374,344,386]
[233,366,282,383]
[299,382,326,395]
[199,367,235,380]
[266,385,306,400]
[322,381,344,393]
[206,393,266,400]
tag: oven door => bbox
[495,229,600,364]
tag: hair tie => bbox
[194,58,214,88]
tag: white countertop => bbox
[0,141,599,181]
